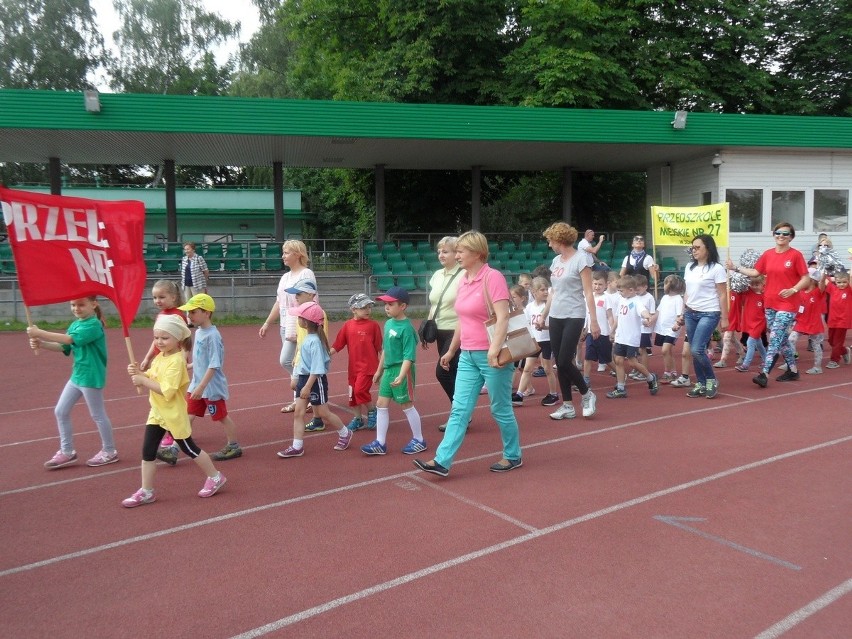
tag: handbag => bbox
[419,269,459,345]
[482,273,540,366]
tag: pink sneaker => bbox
[87,450,119,467]
[276,445,304,458]
[122,488,156,508]
[198,473,227,498]
[44,450,77,469]
[334,429,353,451]
[160,433,175,447]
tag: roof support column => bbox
[49,157,61,195]
[164,160,177,242]
[375,164,386,246]
[471,165,482,230]
[273,161,284,242]
[561,167,572,224]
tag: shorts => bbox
[654,334,677,347]
[639,333,652,348]
[585,334,612,364]
[613,342,640,359]
[378,362,414,404]
[186,395,229,421]
[295,374,330,406]
[537,340,553,360]
[348,371,374,407]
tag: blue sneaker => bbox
[346,416,365,431]
[647,373,659,395]
[305,418,325,432]
[401,438,427,455]
[532,366,546,378]
[361,439,387,455]
[366,408,377,430]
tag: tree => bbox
[770,0,852,116]
[109,0,240,95]
[0,0,105,90]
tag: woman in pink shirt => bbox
[413,231,522,478]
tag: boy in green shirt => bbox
[360,287,426,455]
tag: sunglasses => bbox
[633,236,645,241]
[774,230,792,237]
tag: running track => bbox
[0,324,850,638]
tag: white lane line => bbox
[226,435,852,639]
[409,473,539,533]
[753,577,852,639]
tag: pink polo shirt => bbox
[455,264,510,351]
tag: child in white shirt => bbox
[654,275,686,382]
[607,275,658,399]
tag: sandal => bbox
[280,402,296,413]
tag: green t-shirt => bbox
[61,315,108,389]
[381,317,417,367]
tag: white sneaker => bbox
[670,376,691,388]
[844,347,852,365]
[597,364,607,372]
[549,403,576,420]
[581,391,597,418]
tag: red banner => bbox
[1,187,146,336]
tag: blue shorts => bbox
[640,333,652,348]
[613,342,640,359]
[296,374,329,406]
[585,334,612,364]
[654,334,677,347]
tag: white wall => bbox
[648,151,852,270]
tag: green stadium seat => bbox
[371,262,392,275]
[205,243,224,258]
[376,275,395,290]
[503,259,522,274]
[501,240,517,253]
[396,274,416,290]
[144,258,160,273]
[160,258,180,272]
[223,258,243,271]
[225,243,244,258]
[661,257,679,273]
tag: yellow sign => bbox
[651,203,729,247]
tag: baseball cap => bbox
[375,286,410,304]
[284,280,318,295]
[348,293,375,309]
[288,300,325,324]
[178,293,215,312]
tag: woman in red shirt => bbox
[726,222,810,388]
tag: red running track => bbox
[0,324,850,638]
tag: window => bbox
[727,189,762,232]
[701,191,712,205]
[771,190,805,230]
[814,190,848,233]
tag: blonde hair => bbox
[618,275,637,290]
[152,279,184,307]
[282,240,310,267]
[750,274,766,285]
[509,284,528,307]
[542,222,578,246]
[437,236,458,252]
[531,276,550,292]
[456,230,489,262]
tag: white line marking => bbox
[753,577,852,639]
[409,474,539,532]
[226,435,852,639]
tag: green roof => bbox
[1,89,850,171]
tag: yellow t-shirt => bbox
[146,350,192,439]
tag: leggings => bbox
[790,331,824,369]
[279,326,297,374]
[548,316,588,401]
[142,424,201,462]
[55,380,115,454]
[762,309,797,374]
[435,328,460,403]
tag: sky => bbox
[89,0,261,89]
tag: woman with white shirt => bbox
[678,234,728,399]
[258,240,317,412]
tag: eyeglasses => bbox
[774,230,792,237]
[633,236,644,241]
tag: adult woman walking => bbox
[726,222,810,387]
[258,240,317,411]
[680,234,728,398]
[537,222,599,420]
[423,236,462,432]
[413,231,522,477]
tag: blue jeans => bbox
[684,309,720,385]
[434,350,522,469]
[743,336,767,368]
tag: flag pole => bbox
[124,334,142,394]
[24,305,39,356]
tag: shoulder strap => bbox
[429,268,460,321]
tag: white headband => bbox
[153,314,191,341]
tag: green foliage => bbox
[109,0,239,95]
[0,0,105,90]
